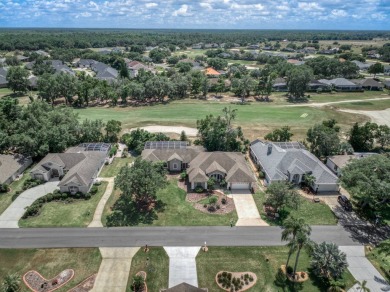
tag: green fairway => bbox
[103,180,238,226]
[253,191,338,225]
[0,248,101,292]
[19,182,108,227]
[333,98,390,110]
[74,100,366,140]
[128,247,169,292]
[196,246,356,292]
[309,90,389,103]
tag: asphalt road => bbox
[0,226,364,248]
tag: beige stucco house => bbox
[31,143,110,194]
[0,154,32,185]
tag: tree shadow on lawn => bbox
[106,199,166,226]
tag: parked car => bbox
[338,195,352,211]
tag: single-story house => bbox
[272,77,288,92]
[31,143,110,194]
[205,67,221,78]
[0,67,8,88]
[318,78,363,92]
[351,78,383,91]
[384,80,390,89]
[35,50,50,57]
[141,141,256,191]
[352,60,370,71]
[0,154,32,185]
[50,60,75,76]
[247,44,260,50]
[250,140,339,192]
[308,80,332,92]
[326,153,377,177]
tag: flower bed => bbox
[68,274,97,292]
[23,269,74,292]
[191,191,235,215]
[216,271,257,291]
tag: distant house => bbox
[28,75,38,89]
[287,59,305,66]
[250,140,339,192]
[76,59,118,82]
[50,60,75,76]
[141,141,256,191]
[0,67,8,88]
[31,143,110,194]
[272,77,288,92]
[192,43,203,49]
[247,44,260,50]
[318,78,363,92]
[95,66,118,82]
[351,79,383,91]
[326,153,376,177]
[205,67,221,78]
[0,154,32,185]
[384,80,390,90]
[35,50,50,57]
[300,47,317,54]
[262,46,274,51]
[352,60,370,71]
[16,55,29,62]
[126,60,154,77]
[384,65,390,76]
[307,80,332,92]
[204,43,219,49]
[318,49,338,55]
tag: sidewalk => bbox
[88,178,114,228]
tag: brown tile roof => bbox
[205,67,221,76]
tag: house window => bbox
[173,163,178,170]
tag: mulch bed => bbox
[194,193,235,215]
[23,269,74,292]
[67,274,97,292]
[134,271,147,292]
[215,271,257,292]
[280,265,309,283]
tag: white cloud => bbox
[200,2,212,10]
[297,2,324,11]
[331,9,348,17]
[145,2,157,8]
[172,4,190,16]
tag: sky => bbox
[0,0,389,30]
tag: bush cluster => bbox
[0,183,10,193]
[217,272,253,291]
[22,186,98,219]
[194,186,204,193]
[22,177,43,191]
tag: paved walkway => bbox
[164,247,201,288]
[92,247,140,292]
[231,192,268,226]
[116,143,126,158]
[0,181,59,228]
[88,178,114,228]
[340,246,389,292]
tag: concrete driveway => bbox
[231,191,268,226]
[0,181,59,228]
[340,246,389,292]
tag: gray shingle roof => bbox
[0,67,8,86]
[142,147,203,164]
[251,140,338,185]
[0,154,31,184]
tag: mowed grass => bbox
[196,246,356,292]
[253,191,338,225]
[334,98,390,110]
[103,180,238,226]
[127,247,169,292]
[366,244,390,282]
[99,156,134,178]
[19,182,108,227]
[0,170,33,215]
[74,100,366,141]
[309,90,389,103]
[0,248,101,292]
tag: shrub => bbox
[258,171,265,179]
[203,204,207,208]
[221,197,227,204]
[84,193,91,200]
[209,196,218,205]
[286,266,293,275]
[90,185,98,195]
[180,171,187,180]
[195,186,204,193]
[208,205,216,212]
[216,204,220,210]
[61,193,68,200]
[0,183,9,193]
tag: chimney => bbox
[267,144,273,156]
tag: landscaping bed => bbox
[23,269,74,292]
[216,271,257,291]
[68,274,97,292]
[192,191,235,215]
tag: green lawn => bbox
[103,180,238,226]
[0,170,33,215]
[99,156,134,178]
[253,191,338,225]
[74,100,366,141]
[366,243,390,282]
[197,246,356,292]
[127,247,169,292]
[0,248,101,292]
[19,182,108,227]
[333,98,390,110]
[309,90,389,103]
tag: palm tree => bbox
[311,242,348,281]
[327,280,345,292]
[303,174,316,190]
[1,273,20,292]
[356,280,370,292]
[292,231,311,279]
[281,216,311,268]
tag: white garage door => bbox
[231,182,250,190]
